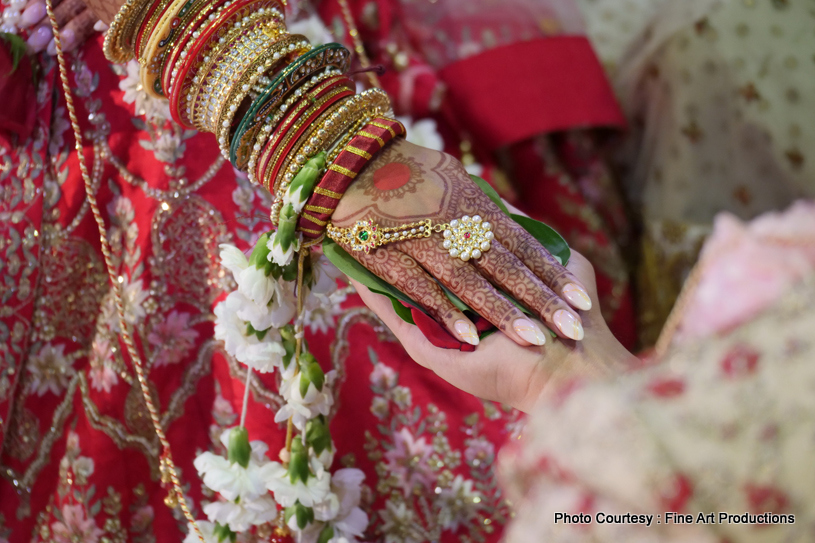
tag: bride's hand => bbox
[22,0,102,54]
[331,138,594,347]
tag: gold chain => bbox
[45,3,204,541]
[336,0,381,89]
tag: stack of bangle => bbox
[105,0,407,239]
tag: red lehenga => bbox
[0,2,629,542]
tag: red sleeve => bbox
[438,36,626,150]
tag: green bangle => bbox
[229,42,351,169]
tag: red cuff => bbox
[439,36,625,150]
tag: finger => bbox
[20,0,46,28]
[471,239,584,341]
[482,209,593,313]
[26,24,52,51]
[401,238,548,346]
[60,8,99,51]
[346,244,480,346]
[52,0,86,27]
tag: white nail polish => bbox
[21,2,46,27]
[513,319,546,346]
[454,320,479,346]
[554,310,584,340]
[46,37,56,55]
[562,283,592,311]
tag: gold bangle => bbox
[103,0,152,63]
[208,33,310,137]
[186,13,283,130]
[326,215,495,261]
[139,0,192,97]
[243,72,343,179]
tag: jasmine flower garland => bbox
[200,235,367,542]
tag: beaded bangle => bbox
[168,0,283,127]
[271,92,388,202]
[199,27,302,134]
[256,86,355,191]
[267,96,356,199]
[243,73,345,181]
[212,38,322,155]
[272,106,381,224]
[188,17,288,131]
[230,43,352,169]
[160,0,231,95]
[102,0,153,63]
[297,117,405,238]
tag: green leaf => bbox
[470,175,510,215]
[317,524,335,543]
[390,298,415,324]
[510,213,570,266]
[0,33,28,74]
[323,238,425,323]
[227,426,251,468]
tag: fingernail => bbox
[93,20,109,32]
[26,25,51,50]
[562,283,592,311]
[61,28,75,47]
[513,319,546,346]
[554,310,584,340]
[46,37,56,55]
[20,2,46,27]
[454,320,479,346]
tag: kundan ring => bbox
[326,215,494,261]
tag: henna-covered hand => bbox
[332,139,594,347]
[22,0,102,54]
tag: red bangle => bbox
[264,91,354,192]
[159,0,229,96]
[298,118,405,238]
[169,0,277,126]
[254,78,354,188]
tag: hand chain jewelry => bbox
[326,214,495,261]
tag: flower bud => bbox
[284,501,315,531]
[226,427,251,468]
[285,151,326,213]
[298,353,325,397]
[288,439,309,484]
[213,521,237,542]
[305,416,332,455]
[248,232,272,269]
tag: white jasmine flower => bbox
[398,116,444,152]
[237,265,275,307]
[274,370,337,431]
[262,458,331,508]
[309,255,342,297]
[235,281,297,331]
[203,495,277,532]
[193,428,273,502]
[213,292,287,372]
[219,244,249,281]
[287,15,333,46]
[315,442,335,470]
[267,230,300,267]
